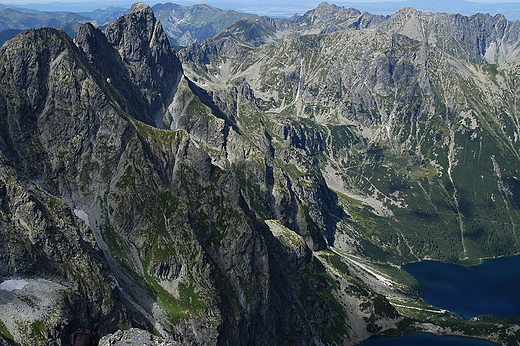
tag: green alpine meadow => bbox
[0,1,520,345]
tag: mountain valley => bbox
[0,1,520,345]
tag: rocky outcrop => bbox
[100,328,180,345]
[0,3,403,346]
[103,2,183,128]
[0,168,129,345]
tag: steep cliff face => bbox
[0,25,133,346]
[0,3,404,346]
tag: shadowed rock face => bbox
[0,3,401,346]
[73,22,151,125]
[101,2,183,128]
[0,25,130,346]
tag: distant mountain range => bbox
[332,0,520,20]
[0,3,128,44]
[0,2,258,48]
[4,0,520,20]
[1,0,520,49]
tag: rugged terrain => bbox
[0,1,520,346]
[202,2,520,64]
[182,1,520,264]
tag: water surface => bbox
[403,255,520,319]
[359,256,520,345]
[359,333,497,346]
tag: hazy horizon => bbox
[1,0,520,20]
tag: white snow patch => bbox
[74,209,90,227]
[0,279,29,292]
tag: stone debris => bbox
[100,328,180,346]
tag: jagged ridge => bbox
[0,3,405,346]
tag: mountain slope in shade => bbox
[0,3,404,345]
[0,27,131,345]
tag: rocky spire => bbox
[103,2,183,127]
[130,1,152,13]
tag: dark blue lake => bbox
[402,255,520,319]
[359,333,498,346]
[358,255,520,345]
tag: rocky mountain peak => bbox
[1,26,70,56]
[74,20,155,125]
[399,6,420,13]
[312,1,361,17]
[102,2,183,128]
[103,1,171,61]
[74,22,109,61]
[130,1,152,14]
[390,6,421,21]
[316,1,334,10]
[307,1,361,21]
